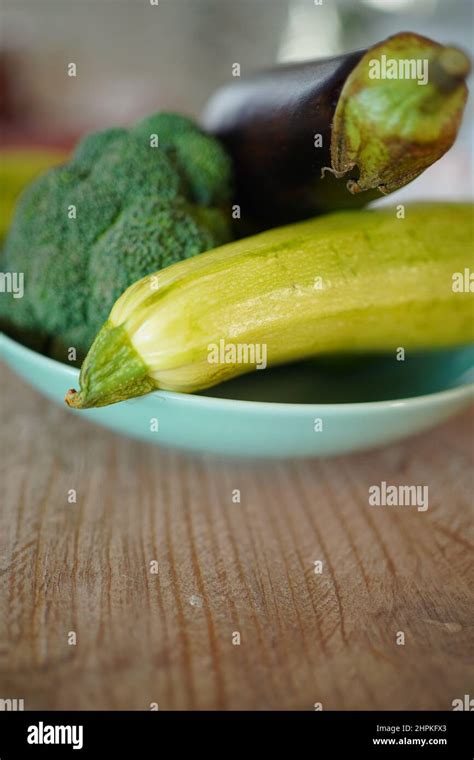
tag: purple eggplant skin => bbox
[203,49,368,228]
[202,32,470,231]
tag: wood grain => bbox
[0,363,473,710]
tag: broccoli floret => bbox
[1,112,233,354]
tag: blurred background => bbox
[1,0,473,203]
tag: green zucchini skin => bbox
[66,203,474,408]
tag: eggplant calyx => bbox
[330,31,470,195]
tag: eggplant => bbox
[202,32,470,228]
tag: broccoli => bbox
[0,113,233,355]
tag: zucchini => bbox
[66,203,474,408]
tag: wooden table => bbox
[1,363,473,711]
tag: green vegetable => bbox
[0,113,233,354]
[0,148,68,243]
[65,203,474,409]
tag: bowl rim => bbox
[2,331,473,414]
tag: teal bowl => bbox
[1,333,473,458]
